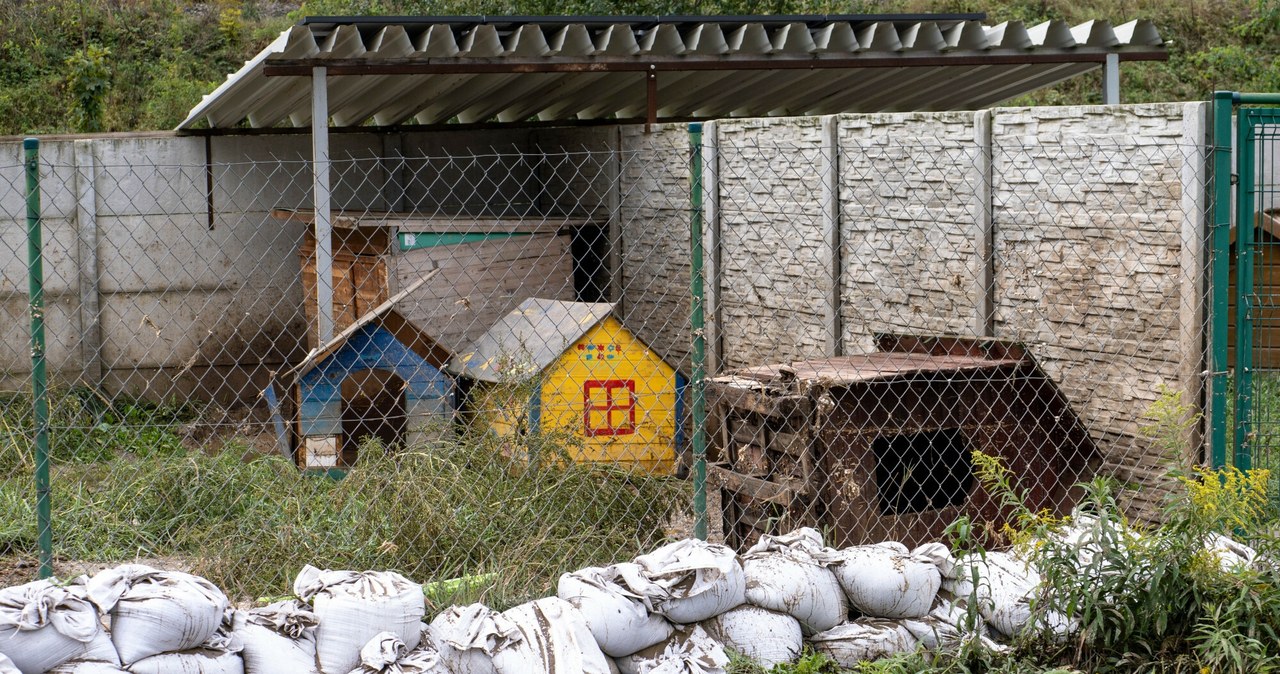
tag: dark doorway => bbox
[571,224,610,303]
[873,428,974,515]
[340,369,407,465]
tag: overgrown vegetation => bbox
[0,0,1276,135]
[0,390,686,605]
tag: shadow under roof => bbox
[177,13,1166,131]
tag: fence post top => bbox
[688,122,703,134]
[23,137,37,150]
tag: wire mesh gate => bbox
[0,104,1226,602]
[1232,105,1280,474]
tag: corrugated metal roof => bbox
[178,14,1165,130]
[450,297,615,383]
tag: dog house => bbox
[708,334,1097,550]
[450,298,685,474]
[276,208,579,353]
[286,275,454,469]
[1229,208,1280,368]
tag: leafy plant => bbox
[64,43,111,133]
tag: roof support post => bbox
[312,66,335,344]
[646,69,658,132]
[1102,53,1120,104]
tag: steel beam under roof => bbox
[177,14,1166,131]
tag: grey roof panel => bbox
[450,298,614,382]
[178,15,1166,130]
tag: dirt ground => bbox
[0,554,194,589]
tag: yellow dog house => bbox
[450,298,685,474]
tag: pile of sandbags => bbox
[13,520,1258,673]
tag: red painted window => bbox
[583,379,636,436]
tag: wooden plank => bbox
[770,430,810,458]
[275,208,598,235]
[705,383,811,427]
[709,464,810,503]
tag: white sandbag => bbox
[833,542,941,619]
[346,632,447,674]
[700,606,801,669]
[615,625,729,674]
[557,566,673,657]
[127,626,244,674]
[126,648,244,674]
[741,528,846,635]
[87,564,229,666]
[48,662,129,674]
[0,654,20,674]
[624,540,746,624]
[898,597,975,650]
[809,619,917,667]
[294,566,425,674]
[429,603,520,674]
[0,578,101,674]
[81,629,122,665]
[1206,532,1257,572]
[232,600,320,674]
[911,542,957,578]
[944,551,1074,638]
[491,597,611,674]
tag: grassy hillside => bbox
[0,0,1275,135]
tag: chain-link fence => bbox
[0,103,1230,605]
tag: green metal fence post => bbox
[24,137,53,579]
[1234,106,1260,473]
[689,122,708,541]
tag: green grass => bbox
[0,404,687,605]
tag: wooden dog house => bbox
[708,335,1097,550]
[450,298,685,474]
[1229,208,1280,368]
[286,275,454,469]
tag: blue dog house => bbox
[287,276,453,469]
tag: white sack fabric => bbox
[0,654,19,674]
[80,629,122,665]
[740,528,846,635]
[346,632,447,674]
[1206,532,1258,572]
[48,662,129,674]
[898,598,972,650]
[615,625,729,674]
[87,564,229,666]
[428,603,520,674]
[491,597,611,674]
[294,566,425,674]
[624,540,746,624]
[232,600,320,674]
[808,619,918,668]
[944,550,1076,638]
[556,566,673,657]
[700,606,801,669]
[0,578,102,674]
[126,648,244,674]
[126,626,245,674]
[832,542,941,619]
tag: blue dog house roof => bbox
[291,274,451,380]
